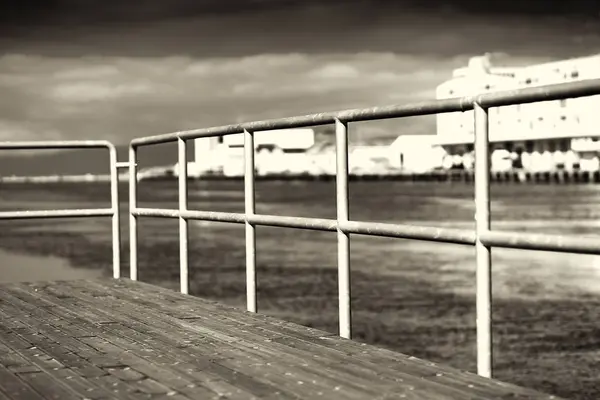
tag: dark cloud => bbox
[2,0,599,26]
[1,0,599,57]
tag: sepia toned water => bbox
[2,180,600,398]
[2,179,599,299]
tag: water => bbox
[0,248,102,283]
[2,180,600,296]
[1,180,600,398]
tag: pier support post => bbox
[474,103,493,378]
[178,138,189,295]
[109,145,121,279]
[244,129,257,313]
[336,119,352,339]
[128,145,139,281]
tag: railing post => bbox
[178,137,189,295]
[108,144,121,279]
[474,102,492,378]
[244,130,257,313]
[335,119,351,339]
[128,145,139,281]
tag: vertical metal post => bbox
[244,130,257,313]
[128,145,138,281]
[108,144,121,279]
[474,102,492,378]
[335,119,351,339]
[178,137,189,295]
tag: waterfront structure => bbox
[190,136,223,176]
[388,135,445,172]
[435,53,600,172]
[193,128,315,177]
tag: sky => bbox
[1,0,600,151]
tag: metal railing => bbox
[0,141,122,279]
[128,78,600,379]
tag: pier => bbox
[2,78,600,399]
[0,278,554,400]
[182,168,600,183]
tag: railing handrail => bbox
[0,140,122,279]
[126,76,600,380]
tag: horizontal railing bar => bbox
[133,207,475,242]
[340,221,477,245]
[480,230,600,255]
[130,207,600,253]
[247,214,337,231]
[133,208,334,228]
[0,140,114,150]
[183,210,246,224]
[0,209,114,220]
[130,78,600,147]
[133,208,246,223]
[132,208,180,218]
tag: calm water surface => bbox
[0,248,102,283]
[1,180,599,299]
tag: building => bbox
[435,53,600,171]
[193,128,316,177]
[388,135,445,173]
[190,136,224,176]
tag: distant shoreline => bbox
[2,169,600,184]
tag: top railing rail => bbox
[131,78,600,147]
[127,77,600,381]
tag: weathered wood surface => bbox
[0,278,559,400]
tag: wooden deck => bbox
[0,278,558,400]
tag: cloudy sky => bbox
[1,0,600,147]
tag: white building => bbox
[192,128,316,177]
[388,135,445,173]
[191,136,224,176]
[435,53,600,171]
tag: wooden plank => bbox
[88,278,336,340]
[80,279,545,399]
[0,287,176,392]
[3,282,269,400]
[0,286,156,399]
[0,279,561,400]
[0,365,46,400]
[15,372,81,400]
[88,280,556,399]
[68,279,558,399]
[60,281,396,399]
[91,375,154,400]
[0,388,12,400]
[28,281,415,399]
